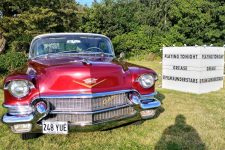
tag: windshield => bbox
[29,34,114,58]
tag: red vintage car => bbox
[2,33,161,139]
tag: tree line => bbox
[0,0,224,74]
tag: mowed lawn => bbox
[0,60,225,150]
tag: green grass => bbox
[1,60,225,150]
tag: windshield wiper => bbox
[55,50,79,54]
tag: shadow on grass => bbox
[155,114,206,150]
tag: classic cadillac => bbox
[2,33,161,139]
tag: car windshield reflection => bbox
[29,34,114,58]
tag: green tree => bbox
[0,0,80,52]
[166,0,224,46]
[81,0,143,38]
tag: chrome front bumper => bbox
[2,90,161,133]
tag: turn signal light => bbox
[140,109,156,119]
[11,123,32,133]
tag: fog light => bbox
[35,101,47,114]
[11,123,32,133]
[140,109,156,119]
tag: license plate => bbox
[42,121,68,134]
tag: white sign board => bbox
[162,46,224,94]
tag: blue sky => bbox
[76,0,99,6]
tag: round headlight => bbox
[8,80,30,98]
[138,74,155,88]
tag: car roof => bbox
[33,33,110,40]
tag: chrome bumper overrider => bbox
[2,90,161,133]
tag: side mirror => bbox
[119,52,125,60]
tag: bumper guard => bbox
[2,90,161,133]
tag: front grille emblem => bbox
[102,95,117,106]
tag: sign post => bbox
[162,46,224,94]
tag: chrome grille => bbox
[44,107,136,125]
[45,114,92,125]
[44,93,130,111]
[93,107,135,123]
[42,93,136,124]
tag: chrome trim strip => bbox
[49,104,132,115]
[2,114,34,123]
[38,90,157,99]
[3,104,30,108]
[39,90,133,99]
[3,104,34,115]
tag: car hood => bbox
[28,56,132,96]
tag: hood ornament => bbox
[81,58,91,65]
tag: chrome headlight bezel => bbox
[4,80,34,98]
[137,74,156,89]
